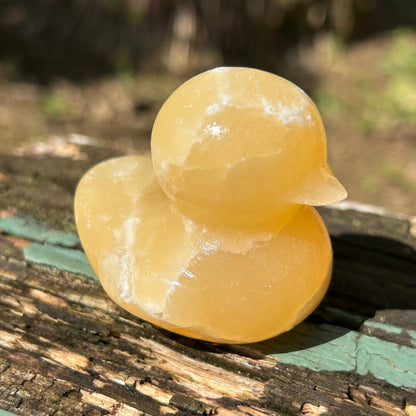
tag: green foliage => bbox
[115,52,136,91]
[40,93,67,118]
[325,32,345,53]
[380,160,416,192]
[312,87,344,118]
[381,28,416,123]
[382,75,416,123]
[363,159,416,196]
[316,28,416,137]
[362,174,382,196]
[383,28,416,75]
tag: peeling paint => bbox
[266,323,357,372]
[0,216,80,247]
[0,410,20,416]
[24,243,97,279]
[266,321,416,388]
[356,334,416,388]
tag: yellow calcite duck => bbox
[74,67,347,344]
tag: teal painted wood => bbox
[364,321,416,347]
[356,334,416,388]
[364,321,403,334]
[0,410,19,416]
[266,322,416,388]
[264,323,357,372]
[409,330,416,346]
[0,217,80,247]
[24,243,97,280]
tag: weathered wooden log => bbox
[0,147,415,415]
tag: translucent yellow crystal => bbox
[74,67,347,344]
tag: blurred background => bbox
[0,0,415,215]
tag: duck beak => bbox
[288,163,347,206]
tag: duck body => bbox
[75,155,333,344]
[75,67,346,343]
